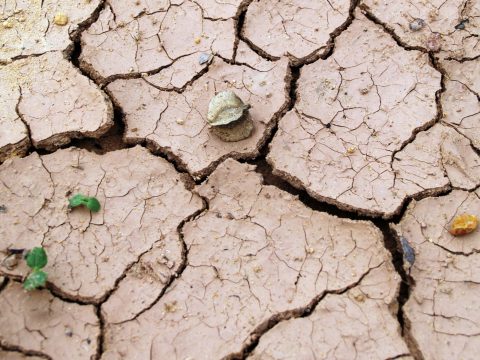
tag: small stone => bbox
[0,205,6,213]
[353,293,366,302]
[360,88,369,95]
[426,33,441,52]
[253,265,263,273]
[2,255,19,270]
[176,118,185,125]
[53,13,69,26]
[409,18,426,31]
[400,237,415,267]
[164,302,177,313]
[65,328,73,337]
[198,53,212,65]
[449,214,478,236]
[3,20,14,28]
[454,19,469,30]
[194,37,201,44]
[306,247,315,254]
[346,147,356,154]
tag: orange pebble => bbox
[449,214,478,236]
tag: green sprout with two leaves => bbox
[68,194,101,212]
[23,247,48,291]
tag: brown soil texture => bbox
[1,1,479,359]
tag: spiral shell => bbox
[207,91,250,126]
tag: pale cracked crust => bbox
[243,0,351,61]
[0,282,99,359]
[102,159,396,359]
[0,351,44,360]
[0,52,113,159]
[0,0,102,62]
[393,189,480,360]
[266,11,480,218]
[0,146,203,302]
[0,78,29,163]
[107,56,290,178]
[80,0,236,82]
[441,58,480,150]
[249,265,410,360]
[361,0,480,60]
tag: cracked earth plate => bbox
[361,0,480,60]
[0,52,113,162]
[80,0,236,82]
[0,0,102,62]
[268,11,480,218]
[243,0,351,62]
[102,159,399,359]
[393,189,480,360]
[107,56,290,179]
[0,351,44,360]
[249,265,409,359]
[441,58,480,150]
[0,282,99,359]
[0,146,203,302]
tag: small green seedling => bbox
[23,247,48,291]
[68,194,101,212]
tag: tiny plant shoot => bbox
[23,247,48,291]
[68,194,101,212]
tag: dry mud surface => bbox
[1,1,479,359]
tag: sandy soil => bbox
[1,1,479,359]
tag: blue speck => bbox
[199,53,212,65]
[400,237,415,266]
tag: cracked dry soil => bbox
[1,1,479,359]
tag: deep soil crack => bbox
[222,264,383,360]
[105,198,209,327]
[388,227,426,360]
[0,343,51,360]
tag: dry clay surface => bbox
[243,0,351,61]
[393,190,480,360]
[361,0,480,60]
[0,146,204,303]
[107,55,290,178]
[249,266,410,360]
[102,159,407,359]
[80,0,237,82]
[0,52,113,162]
[1,0,480,359]
[0,282,99,360]
[0,0,102,62]
[441,58,480,150]
[268,10,480,218]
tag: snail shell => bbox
[207,90,250,126]
[211,114,254,142]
